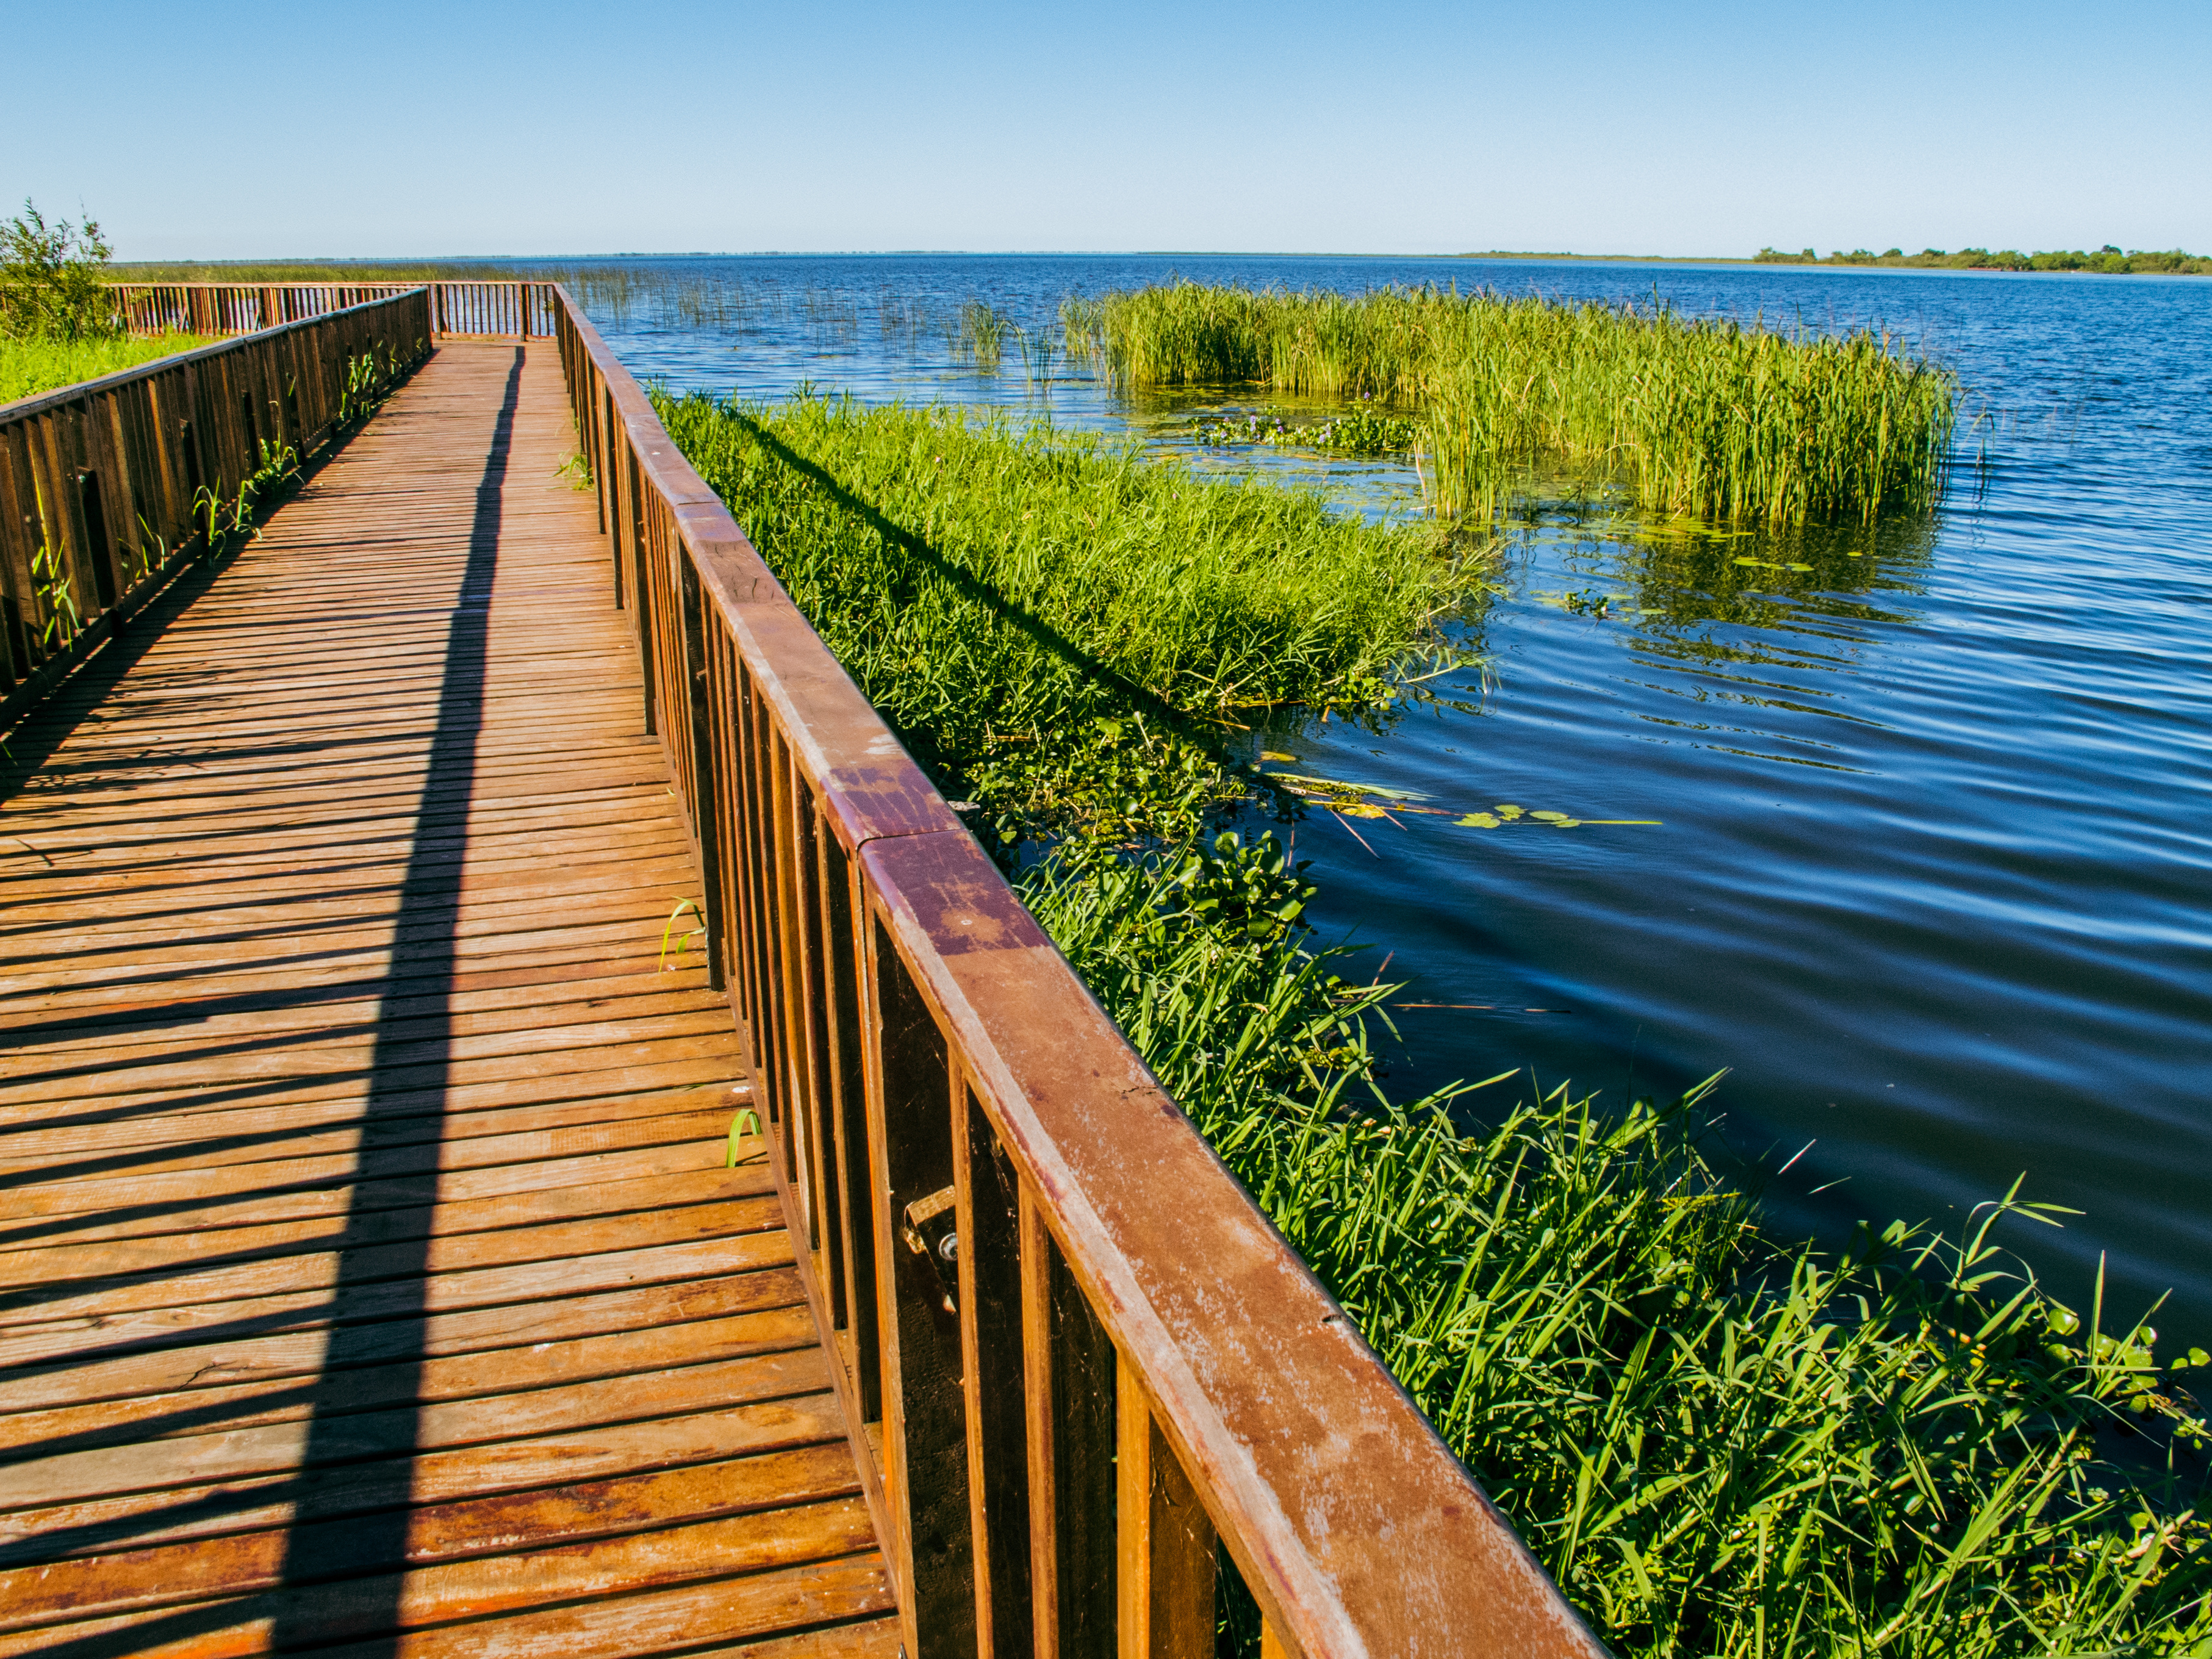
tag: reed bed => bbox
[658,388,1471,839]
[1085,284,1959,525]
[659,389,2206,1655]
[0,331,214,405]
[1024,836,2210,1656]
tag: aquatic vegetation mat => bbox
[1188,403,1421,456]
[1077,282,1959,528]
[662,389,2207,1656]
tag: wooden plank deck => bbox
[0,344,897,1659]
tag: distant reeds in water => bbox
[955,300,1009,373]
[1090,283,1959,526]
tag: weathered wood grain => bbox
[0,343,885,1656]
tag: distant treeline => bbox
[1755,245,2211,274]
[107,260,515,282]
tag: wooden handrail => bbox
[107,281,559,341]
[548,284,1611,1659]
[0,291,432,730]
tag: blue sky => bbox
[10,0,2207,259]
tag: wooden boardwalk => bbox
[0,345,897,1658]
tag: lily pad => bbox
[1495,804,1524,820]
[1337,803,1389,820]
[1456,812,1501,829]
[1529,810,1569,822]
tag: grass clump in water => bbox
[1087,283,1958,527]
[0,331,215,405]
[659,388,2208,1655]
[655,388,1471,839]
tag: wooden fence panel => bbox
[0,290,434,729]
[110,281,555,342]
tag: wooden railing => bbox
[112,282,420,336]
[109,281,559,341]
[550,284,1611,1659]
[0,290,431,726]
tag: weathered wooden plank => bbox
[3,1261,808,1416]
[0,1136,734,1253]
[0,1108,739,1220]
[0,1455,869,1630]
[0,1551,897,1659]
[0,1161,769,1288]
[0,1394,853,1564]
[0,1301,816,1455]
[0,1076,741,1181]
[0,1192,786,1326]
[1,1348,836,1510]
[0,343,886,1650]
[0,1224,798,1372]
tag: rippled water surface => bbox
[548,253,2212,1341]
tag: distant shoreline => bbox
[106,248,2210,277]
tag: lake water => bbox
[548,253,2212,1347]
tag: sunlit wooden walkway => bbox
[0,345,896,1658]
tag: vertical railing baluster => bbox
[957,1091,1032,1658]
[1116,1368,1217,1658]
[864,923,977,1658]
[674,544,725,991]
[624,445,653,733]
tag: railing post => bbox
[604,384,622,605]
[862,931,979,1659]
[1116,1366,1217,1658]
[674,544,725,991]
[1022,1191,1118,1658]
[955,1095,1032,1659]
[626,450,655,734]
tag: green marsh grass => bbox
[0,331,214,405]
[655,388,1471,837]
[1024,832,2211,1657]
[658,388,2208,1656]
[1093,284,1959,526]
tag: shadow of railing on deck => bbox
[267,345,521,1649]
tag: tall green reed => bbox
[654,389,1471,838]
[1023,830,2210,1658]
[955,300,1010,372]
[656,389,1461,718]
[1094,284,1958,527]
